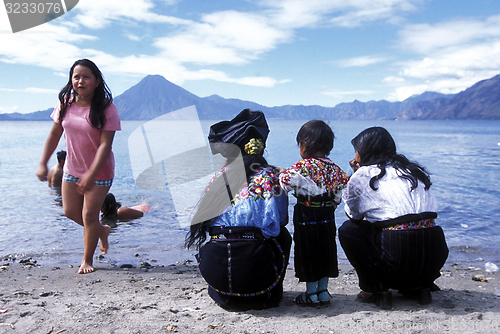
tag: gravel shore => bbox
[1,257,499,334]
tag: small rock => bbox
[140,262,152,268]
[19,258,36,265]
[472,274,488,282]
[485,262,499,273]
[39,292,54,297]
[166,325,178,332]
[91,278,102,284]
[120,264,134,269]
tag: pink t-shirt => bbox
[51,102,121,180]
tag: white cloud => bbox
[400,41,500,80]
[183,69,291,87]
[152,0,420,67]
[387,76,481,101]
[334,55,389,68]
[385,14,500,100]
[383,76,405,84]
[0,87,59,94]
[262,0,421,28]
[321,89,375,98]
[399,15,500,54]
[0,23,97,71]
[0,105,19,113]
[0,0,457,100]
[73,0,191,29]
[154,10,291,65]
[125,34,141,42]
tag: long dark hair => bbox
[296,119,334,156]
[58,59,112,129]
[101,193,121,219]
[185,134,271,250]
[352,127,432,191]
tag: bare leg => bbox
[99,224,111,255]
[80,184,110,273]
[62,182,110,274]
[62,181,84,226]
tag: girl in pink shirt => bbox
[36,59,121,274]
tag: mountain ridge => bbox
[3,74,499,121]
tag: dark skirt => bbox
[293,194,339,282]
[338,219,449,293]
[198,226,292,311]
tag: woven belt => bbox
[211,231,264,240]
[383,218,436,231]
[297,200,335,208]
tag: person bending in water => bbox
[47,150,66,187]
[101,193,150,221]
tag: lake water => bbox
[1,119,499,269]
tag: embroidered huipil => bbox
[209,166,288,239]
[279,157,349,203]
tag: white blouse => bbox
[343,165,438,223]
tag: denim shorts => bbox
[63,173,113,187]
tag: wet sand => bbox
[1,258,499,334]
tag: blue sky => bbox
[1,0,499,114]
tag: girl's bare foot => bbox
[99,224,111,255]
[78,261,94,274]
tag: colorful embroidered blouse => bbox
[209,166,288,239]
[279,157,349,204]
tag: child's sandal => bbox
[317,289,331,305]
[293,292,319,306]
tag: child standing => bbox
[36,59,121,274]
[279,120,349,305]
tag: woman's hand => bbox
[349,158,360,172]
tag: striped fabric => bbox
[338,219,448,292]
[63,172,113,187]
[293,193,339,282]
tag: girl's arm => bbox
[36,122,64,181]
[77,130,115,193]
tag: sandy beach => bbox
[1,256,499,334]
